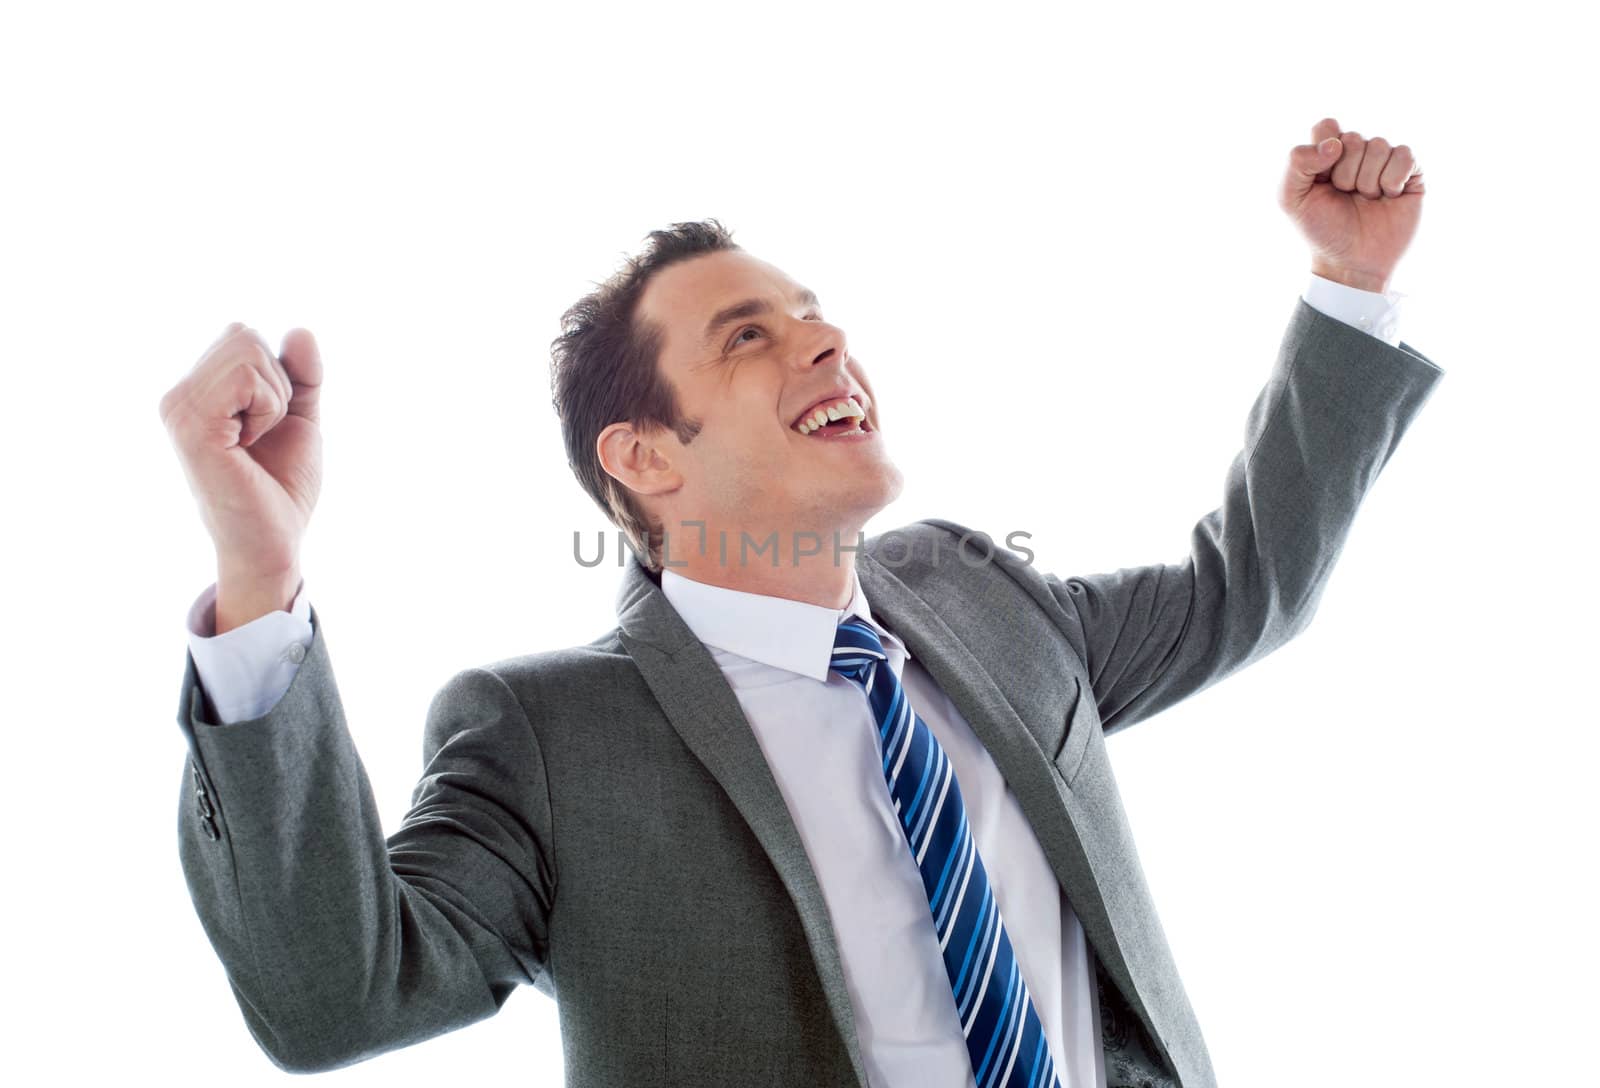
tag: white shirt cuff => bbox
[1302,273,1405,347]
[184,578,313,725]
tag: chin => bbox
[841,464,905,523]
[875,465,906,508]
[777,460,905,534]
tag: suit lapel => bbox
[855,552,1168,1062]
[613,558,870,1088]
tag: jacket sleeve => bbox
[174,605,556,1072]
[1023,297,1444,737]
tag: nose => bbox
[796,318,848,372]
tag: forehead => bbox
[638,250,808,353]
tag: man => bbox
[160,117,1443,1087]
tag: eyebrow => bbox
[701,287,822,348]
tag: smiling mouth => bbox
[792,394,872,437]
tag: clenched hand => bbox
[159,324,324,632]
[1280,116,1424,294]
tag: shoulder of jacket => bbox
[468,627,635,700]
[863,519,1049,617]
[866,518,1032,576]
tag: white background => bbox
[4,1,1595,1084]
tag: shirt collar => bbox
[660,566,906,682]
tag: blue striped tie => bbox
[832,617,1061,1088]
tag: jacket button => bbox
[196,792,214,819]
[201,816,220,841]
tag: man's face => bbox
[631,249,904,552]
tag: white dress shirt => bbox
[180,274,1406,1083]
[658,568,1104,1087]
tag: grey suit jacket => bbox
[173,298,1444,1086]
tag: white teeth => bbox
[794,395,868,434]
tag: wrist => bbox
[1310,260,1392,295]
[215,565,303,635]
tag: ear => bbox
[597,421,683,499]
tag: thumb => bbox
[278,328,324,425]
[1282,136,1341,205]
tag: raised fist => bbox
[1280,117,1425,294]
[159,324,323,597]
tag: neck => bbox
[658,519,864,609]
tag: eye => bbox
[732,324,768,350]
[730,311,823,349]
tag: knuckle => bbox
[205,334,244,369]
[232,359,261,396]
[167,406,200,447]
[1340,130,1365,144]
[224,324,264,355]
[235,341,274,377]
[160,382,194,429]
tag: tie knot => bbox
[832,617,887,686]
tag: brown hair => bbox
[549,219,740,571]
